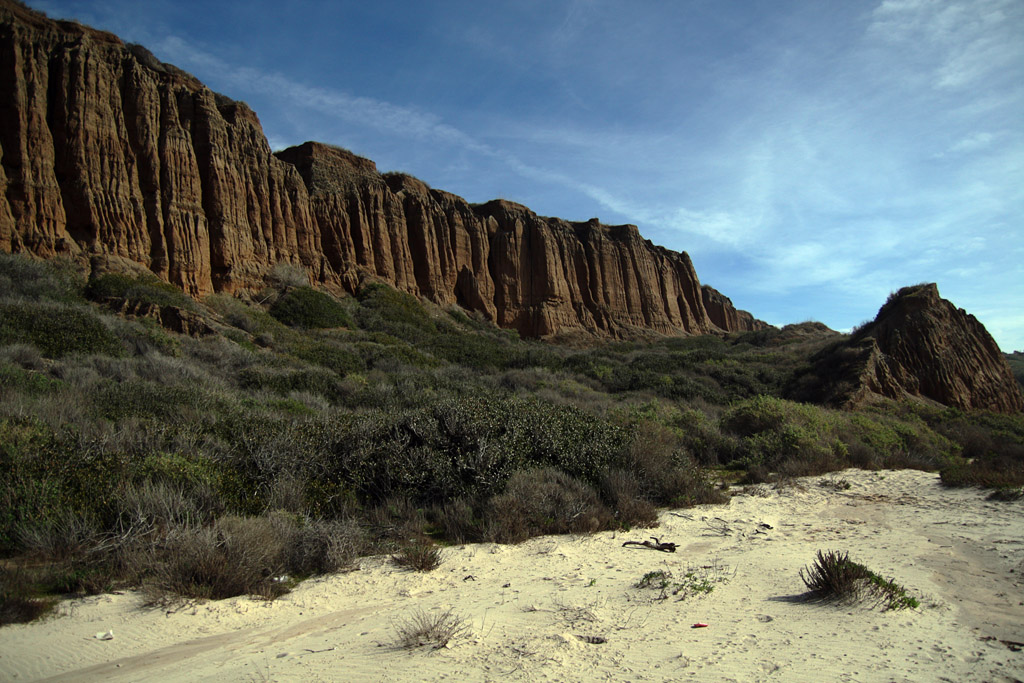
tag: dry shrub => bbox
[17,510,102,562]
[429,498,480,545]
[600,469,658,528]
[0,343,45,370]
[619,422,728,507]
[287,518,364,575]
[144,517,289,603]
[366,496,429,547]
[113,480,212,532]
[0,565,56,625]
[485,468,613,543]
[393,607,469,649]
[143,512,361,603]
[392,540,443,572]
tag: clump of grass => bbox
[799,550,869,603]
[392,540,443,572]
[818,476,851,491]
[800,550,918,610]
[393,607,469,649]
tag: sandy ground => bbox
[1,468,1022,682]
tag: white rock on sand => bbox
[1,469,1022,682]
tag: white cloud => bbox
[867,0,1023,91]
[944,131,997,155]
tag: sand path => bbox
[1,469,1022,682]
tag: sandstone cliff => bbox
[0,0,765,338]
[797,284,1023,414]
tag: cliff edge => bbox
[0,0,765,338]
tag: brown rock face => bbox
[701,285,769,333]
[0,0,764,338]
[804,284,1023,413]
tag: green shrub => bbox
[800,550,918,610]
[238,364,343,402]
[86,272,195,310]
[485,468,613,543]
[269,286,354,329]
[613,422,727,507]
[0,301,124,358]
[355,283,436,338]
[0,252,82,302]
[289,339,364,374]
[720,396,845,474]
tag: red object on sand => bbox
[692,622,709,628]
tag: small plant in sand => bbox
[987,486,1023,502]
[800,550,919,610]
[393,607,469,649]
[635,560,731,601]
[818,476,852,491]
[392,540,443,572]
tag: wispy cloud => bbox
[868,0,1024,90]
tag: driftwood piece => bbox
[621,536,678,553]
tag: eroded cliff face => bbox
[0,0,764,338]
[801,284,1023,414]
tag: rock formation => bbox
[0,0,765,338]
[798,284,1023,414]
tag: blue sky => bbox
[31,0,1024,350]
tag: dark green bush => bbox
[92,379,211,421]
[269,286,354,329]
[940,453,1024,488]
[0,252,82,302]
[0,302,124,358]
[355,283,437,339]
[86,272,195,310]
[238,364,344,402]
[289,340,365,374]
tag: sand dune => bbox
[1,469,1022,682]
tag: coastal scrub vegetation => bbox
[800,550,919,610]
[0,251,1019,621]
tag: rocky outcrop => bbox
[0,0,764,338]
[798,284,1023,413]
[701,285,770,333]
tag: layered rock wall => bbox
[0,0,763,337]
[803,284,1023,413]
